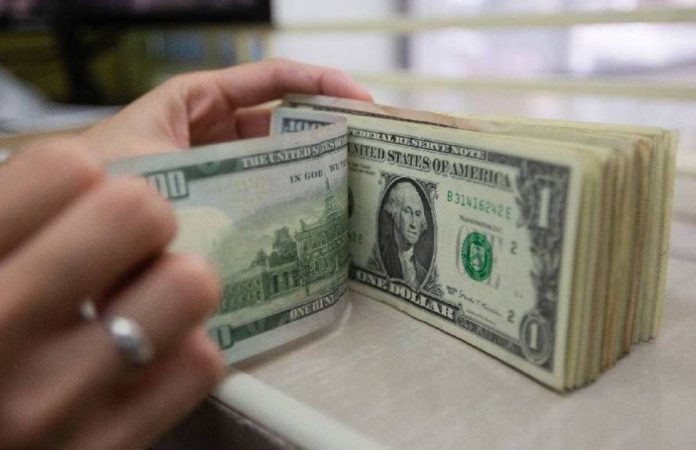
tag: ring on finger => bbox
[104,316,155,367]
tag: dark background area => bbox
[0,0,271,104]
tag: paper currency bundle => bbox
[278,95,676,391]
[109,95,676,391]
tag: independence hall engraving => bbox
[219,187,347,314]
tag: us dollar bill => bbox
[274,104,589,389]
[105,96,671,390]
[108,111,350,364]
[280,96,678,391]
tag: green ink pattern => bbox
[461,232,493,281]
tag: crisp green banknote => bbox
[108,111,350,363]
[275,104,586,389]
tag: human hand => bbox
[0,59,370,449]
[0,140,222,449]
[81,58,372,161]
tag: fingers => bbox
[105,253,220,358]
[0,138,103,256]
[186,58,372,111]
[81,59,372,159]
[175,58,372,145]
[233,107,272,140]
[69,330,224,450]
[0,254,221,449]
[0,322,121,449]
[0,328,222,450]
[0,177,176,341]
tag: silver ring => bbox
[104,316,154,366]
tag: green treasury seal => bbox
[461,231,492,281]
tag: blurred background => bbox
[0,0,694,176]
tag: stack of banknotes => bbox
[109,95,676,391]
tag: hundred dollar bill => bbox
[108,111,350,364]
[274,104,599,390]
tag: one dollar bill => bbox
[278,95,676,391]
[273,106,586,389]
